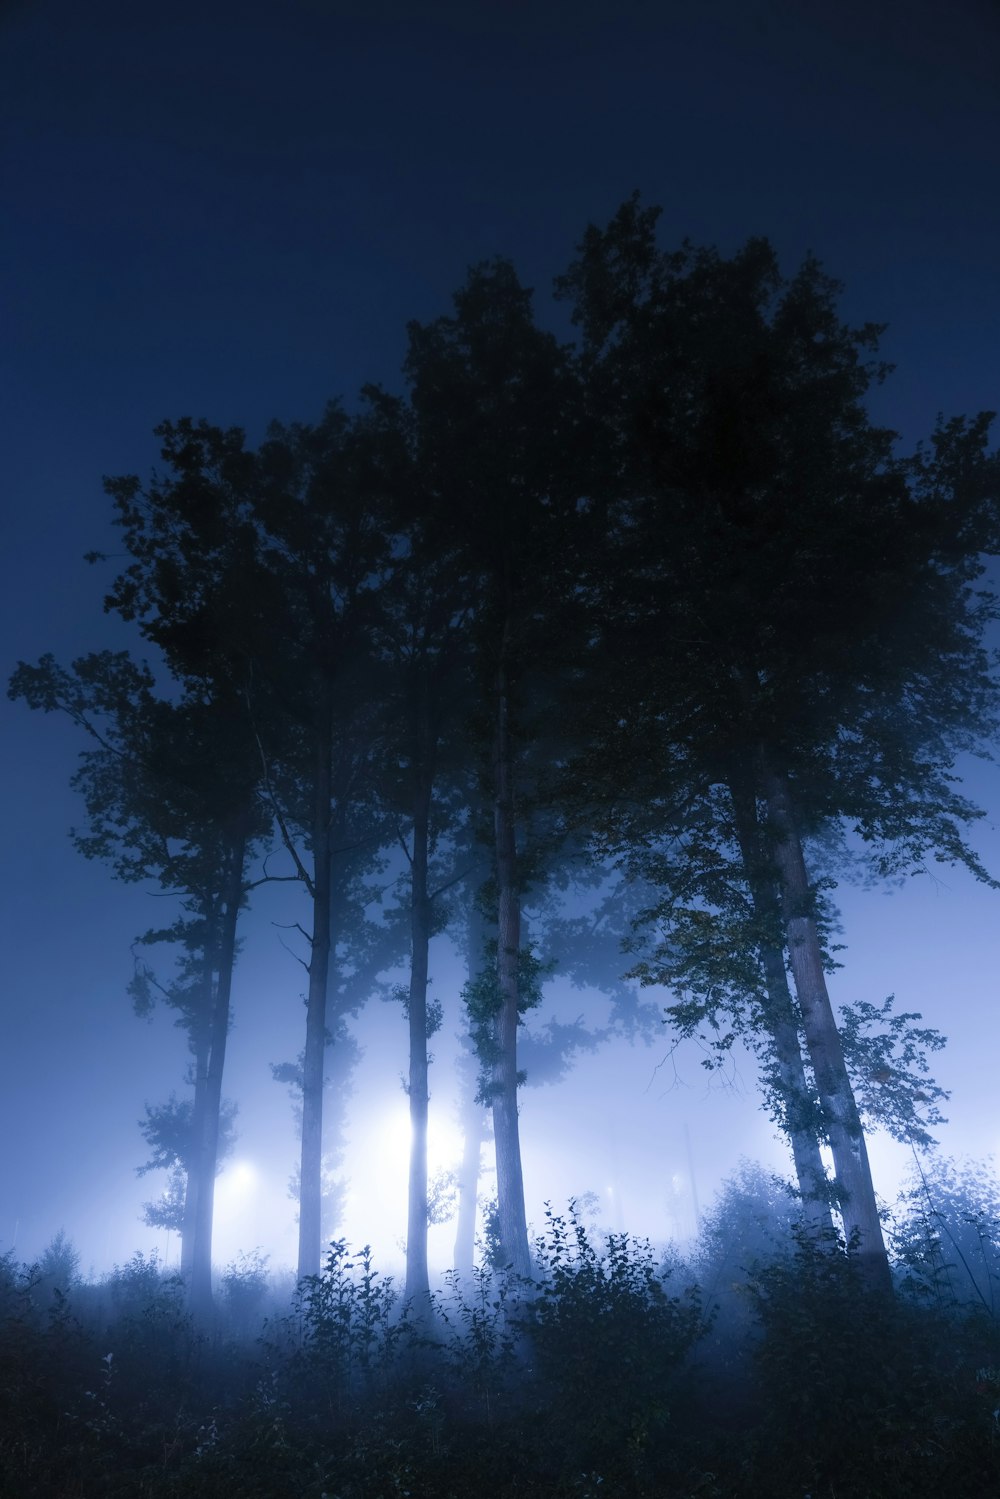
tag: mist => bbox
[4,1,1000,1493]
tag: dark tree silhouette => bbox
[8,651,266,1313]
[556,194,1000,1289]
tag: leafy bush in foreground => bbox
[526,1202,703,1480]
[2,1199,1000,1497]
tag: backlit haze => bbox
[2,0,999,1281]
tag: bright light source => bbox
[219,1160,257,1198]
[380,1105,463,1173]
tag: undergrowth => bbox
[1,1204,999,1498]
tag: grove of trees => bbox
[10,192,1000,1311]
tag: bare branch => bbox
[245,686,314,897]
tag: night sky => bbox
[3,0,1000,1278]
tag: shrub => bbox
[431,1262,521,1423]
[221,1247,271,1336]
[525,1202,703,1479]
[283,1240,412,1415]
[741,1222,1000,1497]
[890,1155,1000,1317]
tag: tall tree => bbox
[8,651,265,1313]
[378,529,477,1302]
[137,1091,238,1245]
[401,262,582,1276]
[98,412,397,1280]
[251,409,398,1278]
[557,195,1000,1289]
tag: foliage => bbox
[221,1247,271,1335]
[426,1168,459,1225]
[281,1239,412,1414]
[525,1202,703,1477]
[137,1092,240,1231]
[1,1220,1000,1496]
[741,1223,999,1496]
[890,1154,1000,1315]
[476,1195,506,1271]
[34,1229,82,1306]
[141,1165,187,1232]
[430,1262,521,1420]
[462,938,547,1103]
[839,994,950,1147]
[694,1160,800,1294]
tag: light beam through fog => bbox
[3,6,1000,1490]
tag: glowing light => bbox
[218,1160,257,1201]
[380,1106,463,1172]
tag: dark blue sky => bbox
[3,0,999,1275]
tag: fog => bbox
[5,799,999,1280]
[2,0,999,1293]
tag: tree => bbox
[97,412,399,1281]
[890,1155,1000,1313]
[401,260,583,1276]
[368,403,480,1304]
[556,194,1000,1290]
[137,1092,238,1237]
[271,1015,362,1246]
[8,650,265,1316]
[34,1230,81,1309]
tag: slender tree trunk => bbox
[453,1084,484,1277]
[759,757,892,1293]
[491,640,532,1278]
[757,945,836,1233]
[180,1014,210,1282]
[454,903,488,1276]
[188,827,247,1318]
[727,769,834,1235]
[299,725,333,1282]
[405,766,433,1307]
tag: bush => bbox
[525,1202,703,1480]
[280,1240,413,1416]
[431,1261,522,1423]
[741,1223,1000,1497]
[890,1155,1000,1316]
[221,1247,271,1336]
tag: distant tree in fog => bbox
[695,1160,801,1285]
[692,1160,804,1355]
[137,1092,238,1239]
[34,1229,81,1308]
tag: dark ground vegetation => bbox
[3,1179,1000,1499]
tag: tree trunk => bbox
[759,758,892,1293]
[490,643,532,1278]
[453,1084,485,1277]
[180,1012,209,1283]
[188,826,247,1318]
[726,769,834,1235]
[454,902,488,1276]
[298,725,333,1282]
[405,766,433,1307]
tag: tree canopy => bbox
[10,194,1000,1299]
